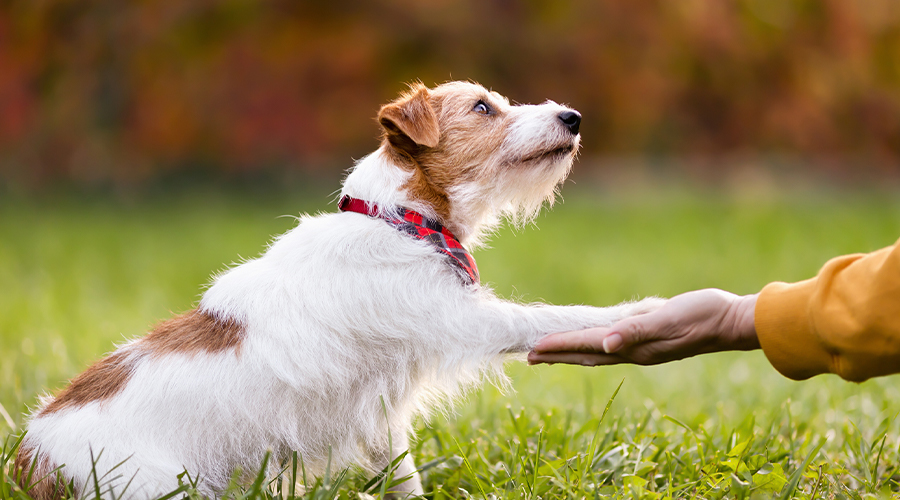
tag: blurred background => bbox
[2,0,900,191]
[3,2,900,492]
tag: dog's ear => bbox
[378,84,440,154]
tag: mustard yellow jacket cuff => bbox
[755,239,900,382]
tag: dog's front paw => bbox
[501,342,536,355]
[627,296,667,316]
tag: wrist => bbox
[730,293,760,351]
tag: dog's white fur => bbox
[18,81,663,499]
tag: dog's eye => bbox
[473,101,491,115]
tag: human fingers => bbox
[526,350,627,366]
[603,289,741,353]
[532,305,679,355]
[532,327,612,353]
[599,309,676,354]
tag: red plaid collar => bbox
[338,196,479,286]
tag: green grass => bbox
[2,184,900,499]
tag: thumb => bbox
[602,311,664,353]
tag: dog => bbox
[15,81,664,499]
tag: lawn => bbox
[1,182,899,499]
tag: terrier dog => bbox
[15,81,663,499]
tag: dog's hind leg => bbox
[368,434,423,498]
[389,436,424,499]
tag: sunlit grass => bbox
[1,184,899,498]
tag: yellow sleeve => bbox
[755,239,900,382]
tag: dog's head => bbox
[349,81,581,246]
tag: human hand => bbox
[527,289,760,366]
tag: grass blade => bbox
[779,438,826,500]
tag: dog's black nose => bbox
[558,110,581,135]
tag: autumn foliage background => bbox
[2,0,900,190]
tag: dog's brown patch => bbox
[141,308,245,356]
[39,349,138,416]
[378,84,453,223]
[378,83,440,152]
[382,141,453,224]
[13,443,68,500]
[39,309,243,416]
[378,82,511,228]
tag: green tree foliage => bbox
[1,0,899,188]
